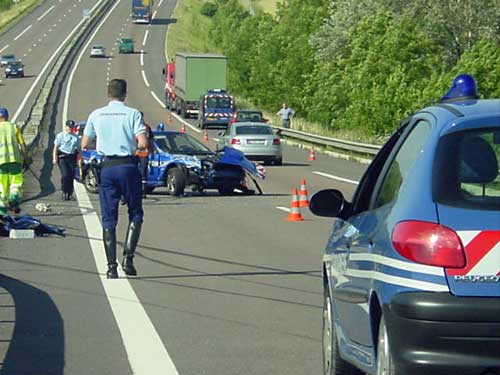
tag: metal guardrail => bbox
[272,127,382,156]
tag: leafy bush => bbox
[200,2,218,17]
[0,0,13,11]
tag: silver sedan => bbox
[218,122,283,165]
[90,45,106,58]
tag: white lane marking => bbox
[140,50,144,66]
[152,10,157,19]
[150,91,165,108]
[53,23,57,27]
[28,48,32,52]
[37,5,55,21]
[48,28,52,32]
[12,0,104,122]
[312,171,358,185]
[13,24,32,41]
[141,70,150,87]
[68,8,72,13]
[142,29,149,46]
[170,112,202,133]
[43,33,47,37]
[75,184,181,373]
[159,0,164,6]
[58,19,62,22]
[63,1,180,373]
[276,206,291,213]
[33,43,37,47]
[0,45,9,54]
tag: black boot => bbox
[122,222,142,276]
[103,229,118,279]
[142,182,147,198]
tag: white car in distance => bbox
[90,45,106,58]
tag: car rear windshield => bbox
[236,112,263,122]
[433,127,500,210]
[155,133,211,155]
[206,96,231,109]
[2,55,15,59]
[235,126,272,135]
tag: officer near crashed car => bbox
[81,79,148,279]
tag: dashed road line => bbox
[142,29,149,46]
[170,112,202,133]
[312,171,359,185]
[63,1,180,373]
[141,70,150,87]
[150,91,165,108]
[14,24,32,41]
[140,50,144,66]
[276,206,291,213]
[159,0,164,6]
[37,5,55,21]
[0,45,9,54]
[12,0,104,122]
[152,10,157,19]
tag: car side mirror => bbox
[274,129,282,136]
[309,189,348,217]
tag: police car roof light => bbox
[440,74,478,103]
[157,123,165,131]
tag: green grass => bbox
[252,0,281,14]
[0,0,42,34]
[165,0,219,61]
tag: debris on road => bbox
[0,214,65,237]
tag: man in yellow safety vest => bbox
[0,108,30,215]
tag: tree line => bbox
[202,0,500,137]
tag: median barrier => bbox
[20,0,114,150]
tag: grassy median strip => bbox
[0,0,42,34]
[165,0,219,61]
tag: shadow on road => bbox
[0,274,64,375]
[151,18,177,26]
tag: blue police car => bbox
[310,75,500,375]
[75,127,264,196]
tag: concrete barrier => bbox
[21,0,114,149]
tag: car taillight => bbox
[391,221,466,268]
[231,138,241,145]
[273,138,281,145]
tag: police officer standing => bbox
[52,120,79,200]
[81,79,148,279]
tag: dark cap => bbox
[0,107,9,119]
[65,120,75,127]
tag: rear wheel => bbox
[274,157,283,166]
[83,168,99,194]
[323,291,363,375]
[166,167,185,196]
[376,318,396,375]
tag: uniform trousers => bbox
[99,162,143,230]
[57,154,76,195]
[0,162,23,214]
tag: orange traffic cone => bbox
[180,123,186,133]
[308,146,317,161]
[298,179,309,208]
[285,188,304,222]
[203,129,209,142]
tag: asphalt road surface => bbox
[0,1,367,374]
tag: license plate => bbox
[247,140,265,145]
